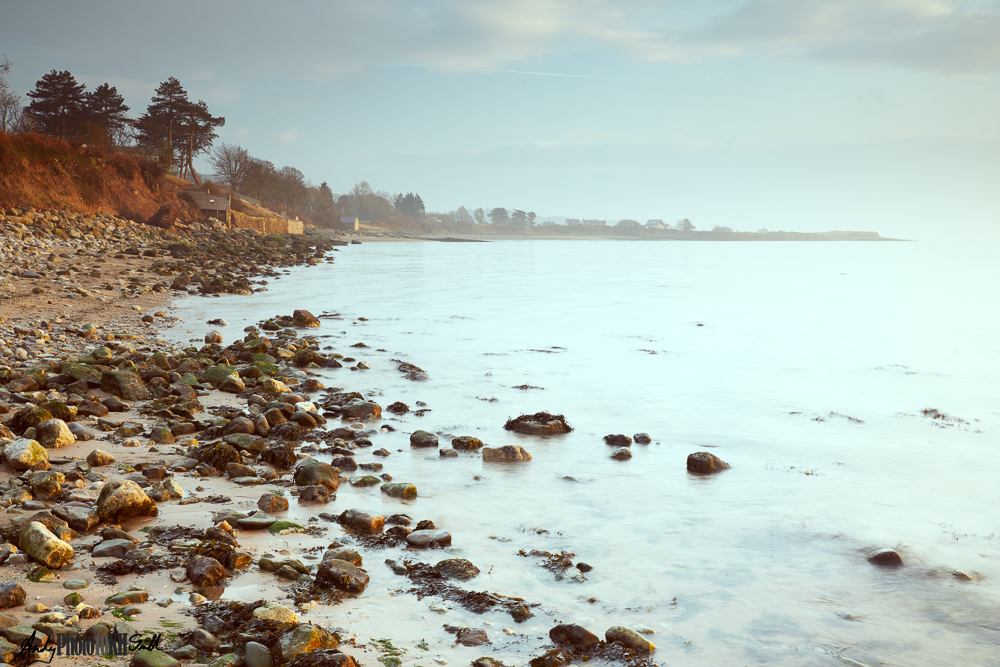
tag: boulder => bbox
[19,522,74,569]
[36,419,76,448]
[258,493,289,513]
[52,506,99,533]
[482,445,532,462]
[298,485,331,504]
[315,559,370,593]
[100,370,150,401]
[131,649,181,667]
[3,438,48,471]
[503,412,572,435]
[339,401,381,420]
[435,558,480,581]
[611,447,632,461]
[686,452,730,473]
[87,449,116,466]
[456,628,489,647]
[549,624,599,650]
[187,556,227,587]
[294,459,339,491]
[0,583,26,609]
[605,626,655,653]
[205,330,223,344]
[406,530,452,548]
[409,430,438,447]
[452,436,484,451]
[97,479,158,523]
[868,548,904,567]
[603,434,632,447]
[633,432,651,444]
[93,539,135,559]
[380,482,417,499]
[339,509,384,533]
[292,310,321,327]
[28,470,64,498]
[276,623,338,663]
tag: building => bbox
[582,219,607,226]
[645,219,665,229]
[566,218,582,226]
[185,189,230,221]
[539,220,557,226]
[339,216,360,231]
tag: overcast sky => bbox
[2,0,998,239]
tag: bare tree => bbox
[473,207,485,225]
[454,205,473,223]
[0,56,23,133]
[208,143,252,193]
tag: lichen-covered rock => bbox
[482,445,531,462]
[186,556,226,587]
[86,449,115,466]
[3,438,48,471]
[19,522,74,569]
[258,492,289,513]
[97,479,158,523]
[294,459,339,491]
[605,626,655,653]
[191,442,241,472]
[380,482,417,499]
[452,436,484,451]
[277,623,338,664]
[315,559,369,593]
[503,412,572,435]
[8,406,53,436]
[0,582,26,609]
[100,370,150,401]
[339,509,384,533]
[686,452,730,473]
[549,624,600,651]
[435,558,480,581]
[292,310,321,327]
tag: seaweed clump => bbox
[397,560,538,620]
[504,412,572,435]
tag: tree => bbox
[675,218,694,231]
[711,225,733,233]
[489,207,509,224]
[511,209,528,224]
[527,212,536,226]
[278,166,306,210]
[83,83,130,144]
[26,69,87,139]
[454,206,472,223]
[134,77,194,172]
[175,100,224,183]
[245,158,276,201]
[393,191,425,220]
[317,182,334,210]
[0,56,22,133]
[617,219,640,228]
[757,228,769,234]
[473,207,485,225]
[208,143,251,193]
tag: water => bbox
[166,239,1000,665]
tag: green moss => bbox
[267,521,304,535]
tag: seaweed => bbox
[398,560,538,618]
[503,412,572,435]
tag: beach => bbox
[0,212,998,667]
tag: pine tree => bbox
[318,182,334,210]
[83,83,130,144]
[25,70,87,139]
[134,77,191,170]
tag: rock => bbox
[252,601,298,624]
[435,558,480,581]
[28,470,64,498]
[339,509,385,533]
[456,628,489,646]
[339,401,381,420]
[193,628,221,650]
[316,559,370,593]
[482,445,532,462]
[35,419,76,448]
[237,513,277,530]
[86,449,115,466]
[603,434,632,447]
[187,556,227,587]
[106,590,149,605]
[299,485,331,503]
[227,462,257,478]
[633,432,651,444]
[325,548,362,566]
[205,330,223,344]
[452,436,484,451]
[245,641,273,667]
[19,522,74,568]
[100,370,150,401]
[611,447,632,461]
[576,562,593,573]
[503,412,572,435]
[294,459,339,491]
[276,623,338,663]
[686,452,730,473]
[406,530,452,548]
[292,310,321,327]
[97,479,158,523]
[93,539,135,558]
[223,417,255,435]
[220,374,246,393]
[148,426,175,444]
[68,422,96,440]
[258,493,289,513]
[132,649,182,667]
[605,626,656,653]
[380,482,417,499]
[439,449,459,458]
[868,548,904,567]
[288,651,357,667]
[64,578,90,589]
[410,430,438,447]
[0,583,26,609]
[3,438,49,471]
[349,475,382,487]
[549,624,599,650]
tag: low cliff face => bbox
[0,131,197,222]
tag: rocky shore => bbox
[0,208,670,667]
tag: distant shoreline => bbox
[320,229,908,242]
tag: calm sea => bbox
[168,239,1000,666]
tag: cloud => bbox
[280,127,302,144]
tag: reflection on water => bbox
[168,240,1000,665]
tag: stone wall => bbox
[228,211,303,235]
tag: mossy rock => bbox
[267,521,305,535]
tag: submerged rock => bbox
[605,625,656,653]
[409,430,438,447]
[406,530,452,548]
[603,434,632,447]
[611,447,632,461]
[867,548,904,567]
[549,623,599,651]
[686,451,730,473]
[482,445,531,462]
[435,558,480,581]
[452,436,484,451]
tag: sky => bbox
[2,0,998,240]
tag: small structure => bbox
[186,189,230,221]
[582,219,607,227]
[539,220,557,226]
[566,218,582,226]
[645,219,665,229]
[339,216,360,231]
